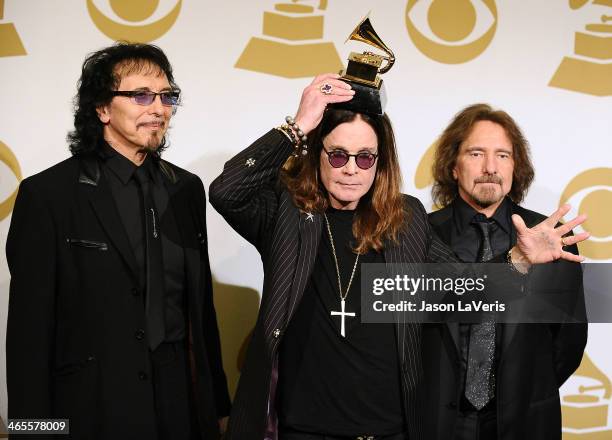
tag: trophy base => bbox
[235,37,343,78]
[562,429,612,439]
[549,56,612,96]
[333,79,387,115]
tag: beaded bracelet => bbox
[284,116,308,156]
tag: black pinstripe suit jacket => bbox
[210,129,457,440]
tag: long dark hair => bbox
[432,103,535,207]
[281,108,406,254]
[67,42,180,156]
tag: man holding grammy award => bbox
[210,16,590,440]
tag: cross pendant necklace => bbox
[331,299,355,338]
[324,213,360,338]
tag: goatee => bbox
[138,136,162,154]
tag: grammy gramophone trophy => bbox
[335,15,395,115]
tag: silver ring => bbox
[320,83,333,95]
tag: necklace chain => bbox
[323,213,360,301]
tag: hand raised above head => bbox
[293,73,355,135]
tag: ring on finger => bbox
[320,83,333,95]
[561,237,567,247]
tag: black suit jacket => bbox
[209,129,461,440]
[422,201,587,440]
[6,154,231,439]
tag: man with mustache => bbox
[6,43,230,439]
[422,104,587,440]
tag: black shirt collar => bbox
[453,196,511,234]
[101,142,159,185]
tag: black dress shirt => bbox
[450,197,513,410]
[451,197,512,264]
[100,145,186,342]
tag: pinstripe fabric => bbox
[210,130,459,440]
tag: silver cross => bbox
[330,299,355,337]
[305,212,314,222]
[245,158,256,167]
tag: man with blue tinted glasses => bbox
[6,43,230,439]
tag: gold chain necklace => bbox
[324,213,359,337]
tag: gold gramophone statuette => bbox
[335,14,395,115]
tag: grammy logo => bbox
[559,168,612,260]
[87,0,181,43]
[562,353,612,438]
[549,0,612,96]
[0,140,22,221]
[0,0,26,57]
[235,0,343,78]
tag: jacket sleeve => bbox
[193,176,232,418]
[208,129,294,252]
[6,177,56,420]
[545,243,588,386]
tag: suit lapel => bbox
[499,201,524,355]
[429,205,462,355]
[164,174,202,318]
[86,173,140,282]
[286,211,322,322]
[430,210,453,248]
[383,239,407,365]
[383,230,426,371]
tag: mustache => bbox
[137,119,165,128]
[474,175,502,185]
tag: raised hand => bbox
[511,204,590,265]
[293,73,355,135]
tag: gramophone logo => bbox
[0,140,22,221]
[549,0,612,96]
[235,0,343,78]
[0,0,26,57]
[405,0,497,64]
[562,353,612,438]
[560,168,612,260]
[87,0,181,43]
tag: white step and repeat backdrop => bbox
[1,0,611,437]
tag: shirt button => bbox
[138,371,148,380]
[131,287,140,296]
[135,329,145,340]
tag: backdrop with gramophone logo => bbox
[0,0,610,436]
